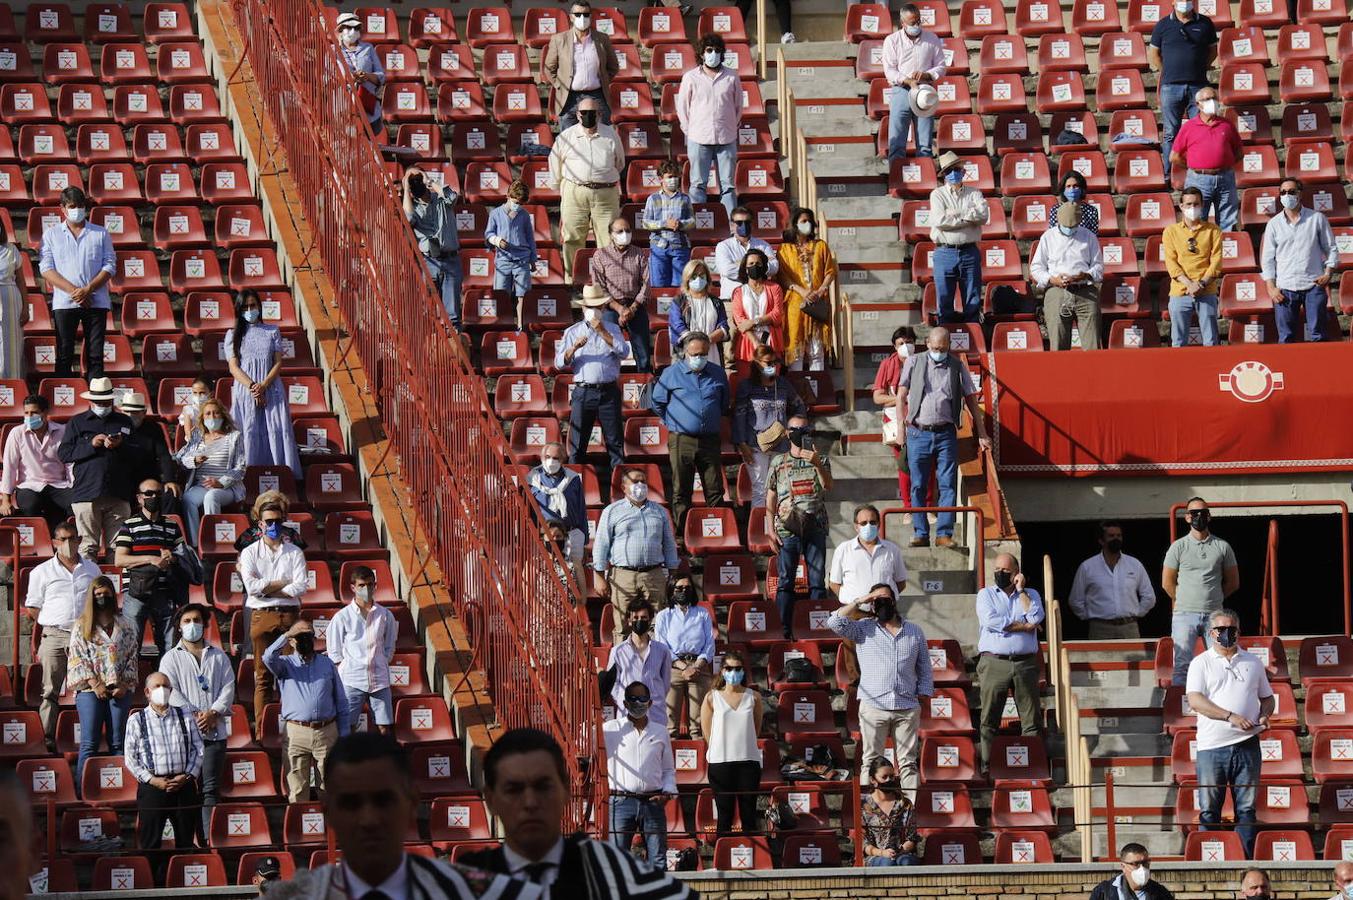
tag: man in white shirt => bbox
[829,504,909,604]
[24,520,101,740]
[238,499,308,717]
[606,601,674,726]
[1186,608,1273,858]
[1068,521,1156,640]
[550,96,624,283]
[882,3,946,160]
[714,206,778,301]
[928,152,989,324]
[604,681,677,870]
[1030,202,1105,351]
[326,565,398,735]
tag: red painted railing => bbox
[224,0,607,829]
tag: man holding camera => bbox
[766,414,832,640]
[263,620,350,802]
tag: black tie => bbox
[523,862,554,884]
[360,892,392,900]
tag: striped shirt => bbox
[589,243,650,309]
[641,189,695,249]
[114,514,185,590]
[827,614,933,710]
[124,704,203,782]
[159,642,235,741]
[326,601,398,692]
[177,430,246,490]
[592,498,679,571]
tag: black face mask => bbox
[1213,626,1238,648]
[630,619,651,635]
[788,426,808,448]
[578,109,598,129]
[994,570,1014,590]
[672,588,694,606]
[1189,510,1211,530]
[874,599,898,622]
[408,175,427,198]
[1105,538,1123,553]
[746,263,768,280]
[142,495,161,514]
[874,779,902,793]
[552,538,567,551]
[294,633,315,656]
[94,594,116,611]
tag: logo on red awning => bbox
[1219,361,1285,403]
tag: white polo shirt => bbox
[828,536,909,604]
[24,555,102,629]
[1185,646,1273,751]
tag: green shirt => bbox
[768,451,830,537]
[1164,533,1237,614]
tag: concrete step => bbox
[1053,783,1176,809]
[1086,732,1172,758]
[1068,666,1159,689]
[817,195,902,222]
[1090,757,1171,785]
[1069,685,1161,710]
[778,42,859,63]
[827,221,899,245]
[1057,829,1183,860]
[1078,712,1166,735]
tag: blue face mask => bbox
[24,414,43,431]
[1058,224,1077,237]
[944,169,964,185]
[264,522,282,540]
[689,276,708,293]
[928,349,947,362]
[687,355,707,371]
[723,669,745,686]
[1280,193,1301,211]
[243,309,261,324]
[1064,187,1084,201]
[734,220,751,238]
[761,365,777,377]
[858,523,879,542]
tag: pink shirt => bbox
[1173,115,1242,170]
[0,421,72,494]
[882,29,947,87]
[570,31,601,91]
[676,65,740,146]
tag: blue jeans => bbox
[1168,293,1220,346]
[427,252,463,329]
[123,590,177,658]
[1160,82,1205,179]
[775,517,827,638]
[76,689,133,795]
[932,244,983,323]
[1184,170,1239,232]
[1170,610,1214,686]
[1197,735,1261,857]
[493,258,532,297]
[687,140,737,215]
[866,853,920,867]
[603,304,652,373]
[906,425,958,539]
[181,482,245,546]
[887,85,935,159]
[648,242,690,289]
[611,795,667,869]
[1276,285,1328,343]
[345,684,394,727]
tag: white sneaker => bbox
[782,32,797,43]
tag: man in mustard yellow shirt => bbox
[1162,187,1224,347]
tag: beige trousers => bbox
[560,181,619,283]
[71,497,130,561]
[608,566,668,644]
[858,702,920,791]
[284,721,338,802]
[38,629,71,738]
[666,659,711,737]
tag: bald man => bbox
[1238,868,1270,899]
[1331,862,1353,900]
[125,671,203,849]
[974,553,1044,771]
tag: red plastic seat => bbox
[1113,149,1166,193]
[120,292,176,338]
[464,6,512,47]
[919,734,980,784]
[922,830,984,864]
[1252,829,1316,861]
[16,756,77,807]
[427,42,475,85]
[843,3,892,42]
[92,856,154,891]
[915,783,978,832]
[1306,680,1353,732]
[112,84,167,126]
[168,248,224,295]
[100,42,154,85]
[1301,636,1353,680]
[1036,71,1086,113]
[1286,140,1338,182]
[304,463,364,512]
[682,506,739,556]
[56,82,110,125]
[1,83,55,125]
[1037,33,1087,72]
[209,801,272,848]
[383,81,431,122]
[994,830,1055,863]
[80,754,137,803]
[959,0,1008,39]
[429,796,493,843]
[85,4,135,43]
[1184,829,1246,861]
[157,41,211,85]
[698,6,747,42]
[622,415,669,459]
[992,321,1044,351]
[354,8,399,45]
[999,152,1052,197]
[1313,728,1353,783]
[989,736,1052,785]
[1218,26,1269,67]
[776,689,836,741]
[975,73,1029,114]
[1219,63,1272,107]
[165,853,228,888]
[31,165,85,208]
[170,85,226,127]
[212,203,268,251]
[143,3,194,42]
[650,43,696,84]
[1123,192,1175,238]
[42,43,94,85]
[989,784,1056,832]
[228,248,286,292]
[27,4,77,43]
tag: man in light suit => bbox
[542,0,620,132]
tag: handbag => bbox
[795,285,832,323]
[174,542,204,587]
[881,407,898,445]
[126,564,161,599]
[767,799,799,831]
[781,656,817,683]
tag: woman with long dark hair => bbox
[67,576,138,790]
[225,289,301,477]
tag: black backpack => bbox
[781,656,817,683]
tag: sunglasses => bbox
[94,593,115,602]
[1186,236,1198,253]
[627,695,651,703]
[1279,189,1300,196]
[857,520,880,527]
[140,490,162,497]
[261,518,284,527]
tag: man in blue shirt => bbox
[486,180,540,314]
[38,187,116,379]
[650,332,729,537]
[975,553,1044,772]
[402,166,463,329]
[1148,2,1218,180]
[528,443,588,586]
[263,620,350,802]
[1261,176,1339,343]
[557,287,629,472]
[594,469,679,644]
[653,571,715,737]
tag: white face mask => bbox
[505,199,520,213]
[65,206,87,224]
[180,621,204,643]
[541,456,563,475]
[611,230,632,247]
[663,177,679,192]
[573,13,590,30]
[91,404,112,418]
[582,307,599,322]
[1199,98,1218,116]
[904,23,923,36]
[354,585,373,604]
[797,221,813,236]
[1182,205,1202,221]
[703,50,722,68]
[340,28,359,46]
[628,482,648,503]
[1129,865,1149,889]
[150,686,171,707]
[896,343,913,359]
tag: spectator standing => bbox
[1150,2,1218,180]
[327,565,398,736]
[605,601,674,727]
[829,505,909,604]
[0,394,73,527]
[1049,171,1099,233]
[729,248,785,371]
[883,3,946,160]
[1164,497,1239,686]
[975,554,1044,771]
[1169,87,1241,231]
[642,161,695,288]
[528,443,588,588]
[715,206,779,302]
[1089,844,1175,900]
[668,260,730,368]
[1068,522,1157,640]
[486,180,539,320]
[766,414,832,639]
[1030,203,1105,351]
[114,478,188,658]
[543,0,619,132]
[335,13,385,132]
[125,672,203,850]
[603,681,676,870]
[239,499,308,716]
[894,327,991,548]
[557,286,629,471]
[158,602,233,840]
[732,346,805,511]
[651,331,729,537]
[175,399,246,546]
[67,576,138,787]
[860,757,922,866]
[700,649,763,837]
[590,218,653,373]
[402,166,463,328]
[654,572,715,737]
[777,208,838,371]
[226,289,302,478]
[0,238,23,378]
[678,34,741,215]
[39,186,115,379]
[593,469,679,644]
[1186,608,1273,856]
[874,327,919,502]
[1163,187,1224,346]
[736,0,795,43]
[25,521,100,740]
[57,377,135,561]
[119,393,180,511]
[264,620,350,801]
[1262,177,1338,343]
[929,153,989,324]
[551,97,624,285]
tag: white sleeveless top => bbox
[706,689,761,764]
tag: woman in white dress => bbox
[0,241,27,378]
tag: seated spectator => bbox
[732,346,805,510]
[119,392,180,511]
[654,571,715,738]
[700,649,763,837]
[0,237,23,379]
[716,206,779,302]
[1163,187,1223,347]
[651,331,729,536]
[1261,177,1338,343]
[233,489,306,551]
[176,399,246,546]
[668,260,729,368]
[861,757,921,867]
[486,179,538,320]
[1089,843,1174,900]
[603,680,676,870]
[729,248,785,373]
[0,394,74,527]
[777,208,838,370]
[527,443,587,588]
[226,290,302,477]
[125,672,203,850]
[766,414,832,639]
[327,565,397,736]
[590,217,653,373]
[1049,170,1098,234]
[58,377,136,562]
[175,377,213,446]
[335,12,385,132]
[874,327,922,502]
[1030,203,1105,351]
[402,166,463,328]
[1169,87,1240,232]
[239,497,307,716]
[263,619,349,802]
[558,287,629,472]
[115,478,188,658]
[67,576,138,789]
[642,161,694,289]
[40,186,115,380]
[678,33,741,215]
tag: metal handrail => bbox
[1260,519,1280,636]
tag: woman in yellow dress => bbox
[776,207,838,371]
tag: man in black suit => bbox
[461,728,696,898]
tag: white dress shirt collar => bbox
[343,855,409,900]
[502,837,565,887]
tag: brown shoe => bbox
[935,536,956,548]
[909,537,929,548]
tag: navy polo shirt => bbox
[1150,12,1217,85]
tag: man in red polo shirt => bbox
[1169,86,1241,232]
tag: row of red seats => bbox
[1170,727,1353,783]
[0,39,211,85]
[2,121,239,167]
[0,81,228,126]
[0,3,197,46]
[0,156,256,206]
